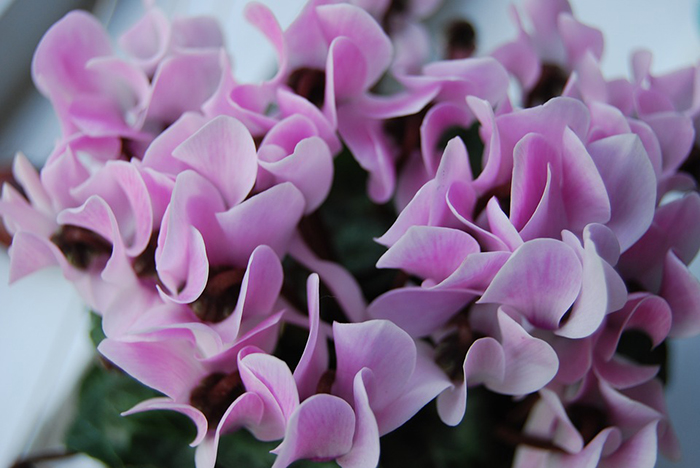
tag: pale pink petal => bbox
[315,4,392,89]
[245,3,287,82]
[293,274,330,400]
[142,112,207,174]
[600,422,658,468]
[594,356,659,390]
[420,103,473,175]
[437,337,505,426]
[642,112,695,175]
[271,394,355,468]
[337,369,380,468]
[561,127,611,231]
[213,245,283,344]
[118,8,170,75]
[479,239,582,331]
[488,309,559,394]
[146,50,223,125]
[336,109,395,203]
[367,287,475,337]
[557,235,625,339]
[277,88,341,155]
[0,185,55,238]
[324,37,367,126]
[587,134,656,252]
[12,153,52,216]
[509,133,559,231]
[491,8,540,90]
[258,136,333,213]
[660,251,700,338]
[195,393,265,468]
[377,226,479,282]
[425,57,510,106]
[436,251,511,291]
[376,181,432,247]
[215,183,305,266]
[171,16,224,50]
[7,231,60,283]
[98,337,204,401]
[558,13,604,65]
[378,343,450,433]
[123,397,208,447]
[333,320,416,409]
[598,295,672,361]
[172,115,257,207]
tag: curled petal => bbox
[660,251,700,338]
[332,320,416,409]
[587,134,656,252]
[337,369,380,468]
[315,4,392,89]
[173,115,257,207]
[487,309,559,395]
[437,337,505,426]
[479,239,582,331]
[238,349,300,441]
[272,394,355,468]
[293,274,330,400]
[98,337,203,401]
[216,183,305,266]
[123,397,208,447]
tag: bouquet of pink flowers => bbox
[3,0,700,466]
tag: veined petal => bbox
[333,320,416,409]
[337,369,380,468]
[368,287,474,337]
[216,183,305,266]
[173,115,257,207]
[315,4,392,89]
[587,134,656,252]
[377,226,479,283]
[238,349,300,441]
[271,394,355,468]
[479,239,582,330]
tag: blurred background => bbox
[0,0,698,466]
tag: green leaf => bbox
[65,363,197,468]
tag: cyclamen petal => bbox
[587,134,656,252]
[337,369,381,468]
[333,320,416,409]
[258,136,334,213]
[293,274,330,400]
[315,4,392,89]
[123,397,208,447]
[271,394,356,468]
[479,239,583,331]
[237,348,300,441]
[172,115,257,208]
[98,336,204,401]
[376,226,480,283]
[195,393,265,468]
[487,309,559,395]
[660,251,700,338]
[367,287,475,337]
[437,336,505,426]
[215,182,305,266]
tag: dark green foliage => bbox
[65,363,197,468]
